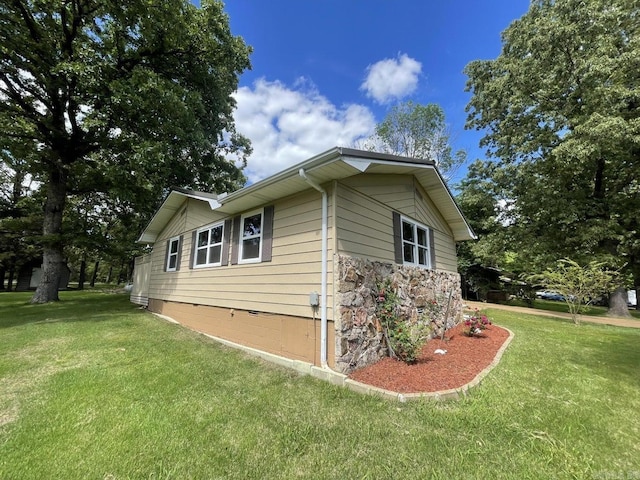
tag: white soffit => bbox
[139,147,475,243]
[137,190,219,244]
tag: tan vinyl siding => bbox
[161,202,189,240]
[336,176,459,273]
[148,188,333,320]
[413,181,458,272]
[341,174,416,216]
[184,199,226,230]
[335,183,395,263]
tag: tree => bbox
[530,259,618,324]
[455,160,516,300]
[362,101,466,180]
[0,0,252,303]
[464,0,640,314]
[63,192,144,289]
[0,149,41,290]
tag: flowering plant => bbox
[462,310,491,337]
[376,280,431,364]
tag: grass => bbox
[1,291,639,479]
[501,297,640,320]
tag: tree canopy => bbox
[463,0,640,308]
[362,101,466,180]
[0,0,252,302]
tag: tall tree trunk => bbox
[118,258,125,285]
[78,256,87,290]
[0,266,5,290]
[31,167,67,303]
[607,286,631,318]
[106,265,113,284]
[90,261,99,287]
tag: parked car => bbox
[628,290,637,307]
[535,290,565,301]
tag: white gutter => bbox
[299,168,328,368]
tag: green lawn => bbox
[503,297,640,320]
[1,291,639,479]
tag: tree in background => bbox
[1,0,252,303]
[530,259,618,324]
[464,0,640,315]
[455,160,514,300]
[63,192,147,289]
[362,101,466,180]
[0,148,41,290]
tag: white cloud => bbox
[360,53,422,104]
[233,78,376,184]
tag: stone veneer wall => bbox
[334,254,463,374]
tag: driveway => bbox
[465,301,640,329]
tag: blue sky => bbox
[221,1,531,185]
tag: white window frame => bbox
[166,236,181,272]
[193,222,225,268]
[238,209,264,264]
[401,216,431,269]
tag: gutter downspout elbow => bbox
[299,168,329,368]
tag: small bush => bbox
[375,280,432,364]
[463,309,492,337]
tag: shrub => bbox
[462,309,491,337]
[376,280,432,364]
[530,259,618,324]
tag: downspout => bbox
[299,168,328,368]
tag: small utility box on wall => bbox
[309,292,320,307]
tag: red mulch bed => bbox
[348,323,511,394]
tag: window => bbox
[193,222,224,267]
[239,210,263,263]
[165,236,181,272]
[400,216,432,269]
[230,206,274,265]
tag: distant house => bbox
[131,147,475,373]
[15,258,71,292]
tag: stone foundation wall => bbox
[334,254,463,374]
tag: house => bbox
[131,147,475,374]
[15,257,71,292]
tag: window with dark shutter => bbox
[221,219,232,266]
[230,206,274,265]
[262,205,274,262]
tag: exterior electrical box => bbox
[309,292,320,307]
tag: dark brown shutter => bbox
[429,228,436,269]
[262,206,274,262]
[189,230,197,269]
[163,240,170,272]
[392,211,403,264]
[230,215,241,265]
[175,235,183,271]
[221,219,232,266]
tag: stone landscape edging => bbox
[152,312,514,402]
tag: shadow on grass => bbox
[569,329,640,388]
[0,291,142,329]
[483,308,640,389]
